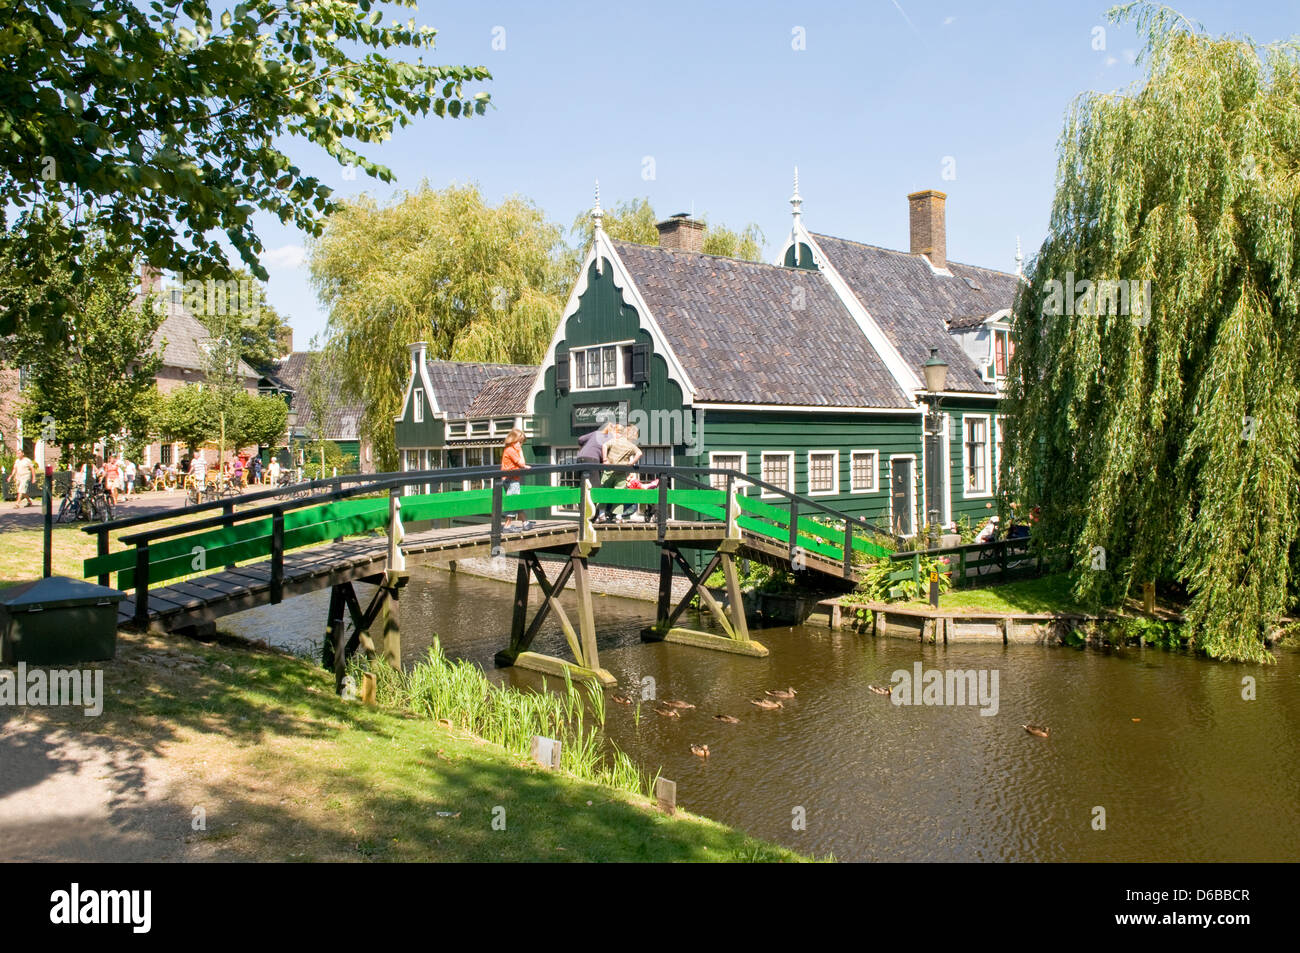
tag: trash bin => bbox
[0,577,124,665]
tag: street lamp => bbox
[922,347,948,551]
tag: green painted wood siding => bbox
[701,410,923,535]
[530,258,688,460]
[394,378,444,450]
[943,398,1005,527]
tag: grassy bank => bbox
[355,641,655,797]
[9,628,805,862]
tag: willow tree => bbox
[309,182,570,468]
[1004,4,1300,662]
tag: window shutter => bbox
[555,349,569,391]
[631,343,651,384]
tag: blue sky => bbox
[248,0,1297,345]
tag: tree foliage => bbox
[309,182,569,468]
[153,384,218,454]
[0,0,490,338]
[569,197,766,261]
[2,232,162,466]
[1003,3,1300,662]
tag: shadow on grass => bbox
[0,631,801,862]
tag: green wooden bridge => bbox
[81,465,901,687]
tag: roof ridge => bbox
[611,239,818,275]
[810,231,1016,279]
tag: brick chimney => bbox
[655,214,705,253]
[140,263,162,294]
[907,190,947,270]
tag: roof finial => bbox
[592,179,603,233]
[790,165,803,222]
[1014,234,1024,279]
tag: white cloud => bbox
[1105,55,1117,67]
[942,15,955,26]
[262,244,306,270]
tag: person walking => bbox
[500,428,533,532]
[267,456,282,488]
[599,425,643,523]
[123,457,136,497]
[103,455,121,506]
[250,454,263,486]
[11,449,36,508]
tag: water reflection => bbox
[222,567,1300,862]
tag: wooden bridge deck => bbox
[117,518,858,630]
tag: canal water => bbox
[223,567,1300,862]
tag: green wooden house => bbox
[394,177,1020,571]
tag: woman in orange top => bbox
[501,428,533,532]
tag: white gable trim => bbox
[779,223,924,400]
[524,232,697,414]
[395,348,441,423]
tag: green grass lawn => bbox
[0,514,195,589]
[24,629,809,862]
[895,572,1096,615]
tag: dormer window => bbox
[993,328,1014,378]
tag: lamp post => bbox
[921,347,949,552]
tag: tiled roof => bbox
[810,233,1019,394]
[611,241,912,409]
[275,351,362,442]
[465,371,536,418]
[142,296,260,380]
[424,361,533,418]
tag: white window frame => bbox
[759,451,795,498]
[568,340,636,392]
[413,388,424,423]
[550,447,583,515]
[994,414,1006,492]
[962,413,993,499]
[708,451,748,494]
[849,449,880,494]
[991,327,1014,380]
[888,453,918,539]
[806,449,839,497]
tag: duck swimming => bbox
[653,706,680,718]
[690,744,710,758]
[765,687,797,699]
[661,699,695,710]
[750,698,783,710]
[867,684,892,696]
[713,714,740,724]
[1023,724,1051,738]
[610,693,632,706]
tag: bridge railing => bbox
[81,464,904,625]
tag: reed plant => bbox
[351,640,659,798]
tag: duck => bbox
[653,706,680,718]
[765,687,797,699]
[750,698,783,710]
[1131,717,1141,723]
[867,684,892,696]
[610,693,632,706]
[661,699,696,710]
[1023,724,1051,738]
[690,744,710,758]
[713,714,740,724]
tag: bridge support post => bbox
[494,549,615,686]
[372,569,409,669]
[643,543,767,657]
